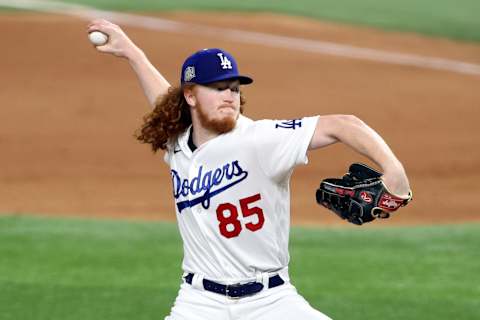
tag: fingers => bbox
[87,19,114,30]
[87,19,121,36]
[87,20,119,52]
[95,45,112,53]
[87,19,106,32]
[86,20,139,59]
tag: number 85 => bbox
[216,193,265,238]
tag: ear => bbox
[183,86,197,107]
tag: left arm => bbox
[308,115,411,198]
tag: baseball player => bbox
[88,20,412,320]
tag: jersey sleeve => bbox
[253,116,319,181]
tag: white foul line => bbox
[2,0,480,76]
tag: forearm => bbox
[126,48,171,107]
[311,115,411,196]
[336,116,401,170]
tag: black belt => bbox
[184,273,285,298]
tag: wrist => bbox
[381,164,411,198]
[125,46,145,63]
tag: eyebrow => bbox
[210,82,240,90]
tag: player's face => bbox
[190,80,241,134]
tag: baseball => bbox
[88,31,108,46]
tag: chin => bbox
[210,115,237,134]
[197,105,238,134]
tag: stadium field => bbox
[1,215,479,319]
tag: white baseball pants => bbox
[165,281,332,320]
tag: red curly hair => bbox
[135,85,246,153]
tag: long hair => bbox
[135,85,246,153]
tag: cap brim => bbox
[196,74,253,85]
[237,76,254,85]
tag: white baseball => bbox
[88,31,108,46]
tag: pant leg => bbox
[165,283,229,320]
[237,283,332,320]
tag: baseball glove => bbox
[316,163,412,225]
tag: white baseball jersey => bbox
[164,115,319,283]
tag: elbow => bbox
[341,115,370,134]
[330,114,366,133]
[337,114,364,126]
[310,114,365,150]
[327,114,367,140]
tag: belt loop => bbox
[192,273,205,291]
[261,273,269,290]
[255,271,269,291]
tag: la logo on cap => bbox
[217,53,232,70]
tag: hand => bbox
[87,19,141,59]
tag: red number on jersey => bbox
[216,203,242,238]
[216,193,265,238]
[240,193,265,232]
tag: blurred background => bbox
[1,1,479,319]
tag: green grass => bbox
[0,215,182,319]
[6,0,478,42]
[290,224,480,319]
[1,215,479,319]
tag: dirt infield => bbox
[1,12,479,225]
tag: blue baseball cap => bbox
[181,48,253,85]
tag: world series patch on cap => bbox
[181,48,253,85]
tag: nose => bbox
[222,89,235,102]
